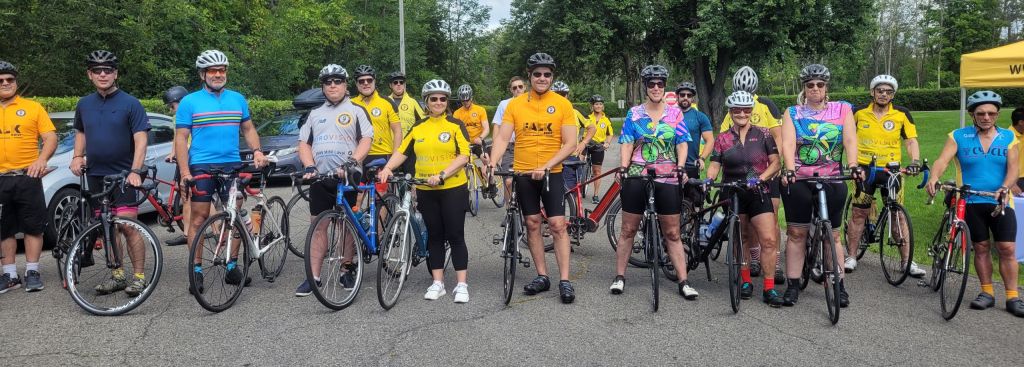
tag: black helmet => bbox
[163,86,188,105]
[640,65,669,83]
[589,94,604,104]
[675,81,697,95]
[0,60,17,77]
[87,50,118,68]
[527,52,556,70]
[388,71,405,82]
[353,65,375,78]
[799,64,831,84]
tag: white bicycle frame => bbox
[209,177,286,263]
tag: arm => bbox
[71,131,87,176]
[390,121,403,155]
[240,119,267,168]
[1002,141,1019,193]
[175,128,192,183]
[538,124,578,177]
[28,132,58,178]
[576,124,597,156]
[698,130,715,168]
[780,112,797,185]
[904,137,921,161]
[763,154,781,181]
[706,162,721,182]
[841,110,859,173]
[925,136,959,196]
[126,130,148,186]
[488,122,514,170]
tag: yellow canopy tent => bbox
[958,40,1024,126]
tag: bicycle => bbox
[491,169,538,305]
[187,164,289,312]
[544,163,622,252]
[62,167,163,316]
[679,180,732,282]
[922,181,1002,320]
[465,147,485,216]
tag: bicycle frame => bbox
[336,182,380,255]
[567,167,622,232]
[206,173,286,263]
[145,175,183,229]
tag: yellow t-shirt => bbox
[719,94,781,132]
[588,112,614,143]
[502,91,576,173]
[452,104,488,141]
[0,96,56,171]
[353,91,401,155]
[854,103,917,166]
[397,115,471,190]
[389,93,425,136]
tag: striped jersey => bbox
[175,88,251,164]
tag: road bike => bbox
[491,170,537,305]
[544,163,622,252]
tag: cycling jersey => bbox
[73,89,151,175]
[787,101,852,178]
[710,126,777,183]
[950,126,1018,204]
[681,107,712,170]
[388,93,424,136]
[720,94,782,132]
[353,91,401,155]
[588,112,613,143]
[453,103,488,141]
[574,109,594,143]
[493,97,515,143]
[299,97,374,174]
[618,104,691,184]
[1012,126,1024,179]
[175,88,251,165]
[0,96,55,171]
[398,115,470,190]
[501,90,577,173]
[854,103,917,166]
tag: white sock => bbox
[3,264,16,277]
[457,282,468,288]
[26,262,39,273]
[433,281,444,287]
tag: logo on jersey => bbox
[438,132,452,143]
[336,113,353,127]
[600,123,606,128]
[882,120,895,131]
[15,109,25,117]
[401,104,409,111]
[751,114,761,124]
[547,106,555,114]
[471,112,478,118]
[372,108,382,117]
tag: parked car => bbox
[242,87,325,179]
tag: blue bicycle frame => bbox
[335,182,379,255]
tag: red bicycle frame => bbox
[145,176,184,230]
[566,167,621,233]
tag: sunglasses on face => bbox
[429,96,448,103]
[322,78,346,86]
[0,77,16,85]
[531,71,553,79]
[874,88,895,96]
[89,67,116,75]
[391,80,405,85]
[679,92,694,98]
[804,81,826,89]
[646,81,665,89]
[510,84,525,90]
[974,111,999,118]
[356,78,374,85]
[730,107,754,114]
[204,68,227,76]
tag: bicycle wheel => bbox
[727,215,742,313]
[928,215,951,292]
[305,210,364,310]
[818,222,841,325]
[579,161,592,197]
[501,212,520,305]
[377,211,413,310]
[64,217,162,316]
[52,196,89,287]
[170,188,186,232]
[800,237,814,290]
[879,204,913,286]
[643,216,659,312]
[606,198,647,268]
[189,212,250,312]
[257,196,289,282]
[940,221,971,320]
[466,166,480,217]
[840,194,871,260]
[490,178,505,208]
[706,193,726,261]
[285,189,310,258]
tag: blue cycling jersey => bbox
[175,88,251,165]
[951,126,1019,204]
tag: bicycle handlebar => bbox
[187,164,253,196]
[91,165,158,207]
[928,181,1007,217]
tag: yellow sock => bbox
[112,268,126,280]
[1007,289,1019,299]
[134,273,145,281]
[981,283,994,296]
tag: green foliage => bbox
[923,0,1006,84]
[765,88,1024,111]
[30,96,292,125]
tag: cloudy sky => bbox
[481,0,511,29]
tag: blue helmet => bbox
[966,90,1002,112]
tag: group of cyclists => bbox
[1,47,1023,318]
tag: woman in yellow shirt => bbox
[587,95,614,203]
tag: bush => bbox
[765,87,1024,111]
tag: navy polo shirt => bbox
[74,89,151,175]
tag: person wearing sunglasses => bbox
[926,91,1024,318]
[706,91,782,306]
[387,71,424,176]
[453,84,490,164]
[351,65,402,176]
[673,81,715,216]
[587,94,614,204]
[491,76,527,203]
[488,52,580,303]
[550,80,596,191]
[611,65,696,299]
[0,60,57,294]
[162,86,192,247]
[779,63,862,308]
[845,74,924,277]
[378,79,472,303]
[294,64,374,296]
[69,50,153,296]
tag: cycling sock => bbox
[749,246,761,262]
[193,264,203,273]
[3,264,16,277]
[981,283,994,296]
[25,262,39,273]
[1007,289,1019,299]
[134,272,145,281]
[763,278,774,291]
[112,268,126,280]
[227,259,237,271]
[741,268,751,283]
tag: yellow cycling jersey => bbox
[719,94,781,132]
[453,103,488,141]
[1013,126,1024,178]
[1,96,55,171]
[398,115,471,190]
[588,112,614,143]
[574,109,594,143]
[353,91,401,155]
[502,90,577,173]
[389,93,425,136]
[854,103,917,166]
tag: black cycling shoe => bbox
[970,292,996,310]
[164,234,188,246]
[838,280,850,308]
[189,271,204,295]
[782,279,800,307]
[559,280,575,304]
[225,264,252,287]
[740,282,753,300]
[774,269,784,285]
[763,289,784,308]
[1006,298,1024,317]
[523,275,551,295]
[750,261,762,278]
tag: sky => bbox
[481,0,511,30]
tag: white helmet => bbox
[195,49,229,69]
[869,74,898,92]
[421,79,451,98]
[551,80,570,93]
[318,64,348,81]
[725,91,755,108]
[733,66,758,93]
[457,84,473,100]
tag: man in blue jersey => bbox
[927,91,1023,317]
[175,50,268,293]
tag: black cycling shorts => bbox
[781,181,847,226]
[0,176,46,239]
[86,175,143,216]
[964,204,1016,243]
[620,179,682,215]
[768,177,781,199]
[587,145,606,166]
[515,172,565,217]
[723,187,774,217]
[189,163,244,203]
[309,178,358,216]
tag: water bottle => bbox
[240,210,252,231]
[865,220,876,236]
[250,205,264,235]
[358,211,372,231]
[705,212,725,241]
[411,211,428,253]
[699,223,710,244]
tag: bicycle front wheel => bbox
[727,215,742,314]
[285,189,310,258]
[940,221,971,320]
[643,216,659,312]
[606,198,647,268]
[501,212,521,305]
[467,166,480,217]
[490,178,505,208]
[189,212,250,312]
[65,217,163,316]
[257,196,289,282]
[879,204,914,286]
[377,211,413,310]
[305,210,364,310]
[819,222,841,325]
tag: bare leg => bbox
[615,212,641,276]
[548,216,571,280]
[785,226,809,279]
[525,214,548,277]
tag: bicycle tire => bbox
[928,214,951,292]
[305,210,364,310]
[605,198,647,268]
[940,221,971,320]
[64,217,163,316]
[170,188,186,232]
[257,196,289,282]
[727,215,742,314]
[644,215,659,312]
[706,194,726,261]
[52,196,89,287]
[490,178,505,208]
[800,236,813,291]
[501,212,520,305]
[819,221,841,325]
[467,166,480,217]
[189,212,250,312]
[879,204,913,286]
[285,188,310,258]
[377,211,412,310]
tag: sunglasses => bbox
[646,81,665,89]
[89,67,116,75]
[510,84,525,90]
[429,96,448,103]
[678,92,694,98]
[730,107,754,114]
[804,81,826,89]
[391,80,405,85]
[0,77,15,85]
[356,78,374,85]
[974,111,999,117]
[322,78,346,86]
[531,71,553,79]
[874,88,895,96]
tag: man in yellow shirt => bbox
[388,71,424,174]
[587,95,613,203]
[351,65,402,174]
[452,84,490,161]
[1011,107,1024,195]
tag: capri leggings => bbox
[416,184,470,271]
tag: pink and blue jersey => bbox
[787,101,852,178]
[618,104,691,184]
[175,89,251,165]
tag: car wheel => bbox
[44,187,86,249]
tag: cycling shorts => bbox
[781,181,847,226]
[309,178,358,216]
[620,179,681,215]
[189,163,244,203]
[964,204,1016,243]
[587,145,606,165]
[723,187,774,217]
[86,175,142,216]
[0,176,46,238]
[515,172,565,217]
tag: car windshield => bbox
[52,118,76,155]
[257,111,302,136]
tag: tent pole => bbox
[960,88,966,128]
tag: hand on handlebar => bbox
[302,166,317,180]
[252,151,269,169]
[529,169,546,181]
[925,179,939,197]
[377,166,394,184]
[781,169,796,186]
[126,171,142,187]
[906,160,922,176]
[849,166,866,182]
[747,177,761,188]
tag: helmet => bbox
[733,66,758,93]
[389,71,405,81]
[318,64,348,82]
[589,94,604,104]
[640,65,669,83]
[421,79,451,98]
[0,60,17,77]
[527,52,556,70]
[551,81,570,93]
[457,84,473,100]
[195,49,229,69]
[869,74,898,91]
[675,81,697,95]
[966,90,1003,112]
[163,86,188,105]
[725,91,756,108]
[353,65,375,78]
[799,63,830,84]
[86,50,118,68]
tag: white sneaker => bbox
[453,283,469,303]
[679,282,699,300]
[906,262,927,278]
[844,257,858,272]
[609,276,625,295]
[424,282,446,300]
